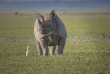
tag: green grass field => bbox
[0,13,110,74]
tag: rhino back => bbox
[55,16,67,38]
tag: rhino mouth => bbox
[41,34,46,37]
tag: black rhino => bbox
[34,10,67,56]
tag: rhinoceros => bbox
[34,10,67,56]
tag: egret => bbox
[26,46,30,56]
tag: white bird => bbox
[26,46,30,56]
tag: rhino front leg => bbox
[40,39,48,56]
[49,46,56,56]
[37,41,43,56]
[58,37,66,54]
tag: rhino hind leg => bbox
[58,37,66,54]
[37,41,43,56]
[49,46,56,56]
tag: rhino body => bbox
[34,10,67,56]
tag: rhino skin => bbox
[34,10,67,56]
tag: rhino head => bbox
[37,10,57,37]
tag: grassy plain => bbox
[0,12,110,74]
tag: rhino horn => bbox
[37,13,44,25]
[37,13,45,27]
[38,18,42,26]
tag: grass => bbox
[0,13,110,74]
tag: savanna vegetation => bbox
[0,12,110,74]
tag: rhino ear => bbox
[50,10,56,18]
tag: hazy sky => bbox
[0,0,110,12]
[0,0,109,2]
